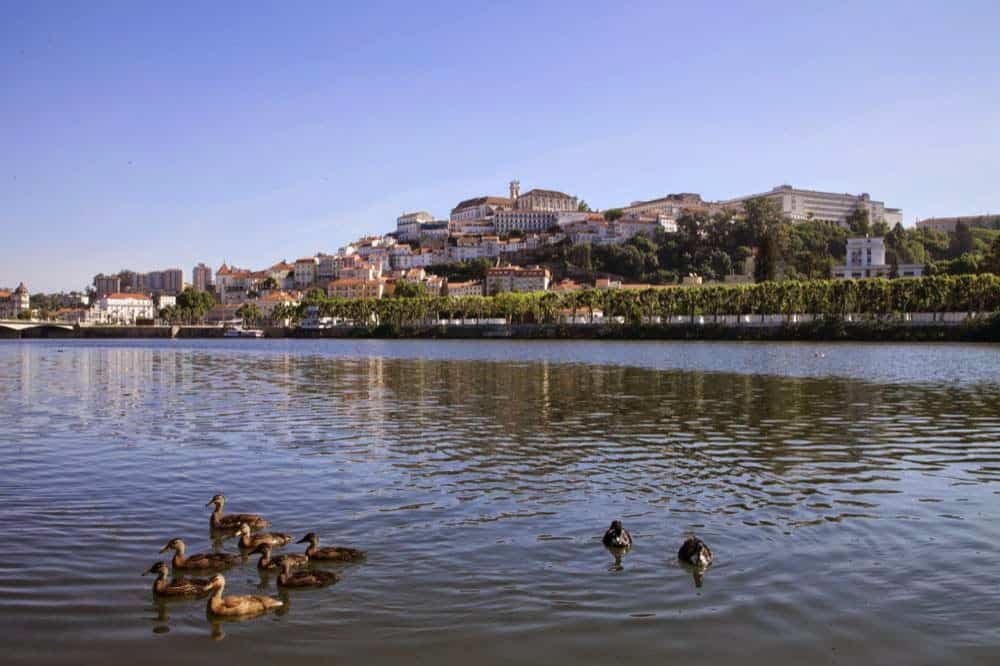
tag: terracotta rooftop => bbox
[451,196,513,214]
[105,292,152,301]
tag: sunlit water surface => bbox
[2,339,999,665]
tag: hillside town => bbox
[4,182,999,326]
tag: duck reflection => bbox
[149,599,171,635]
[604,544,629,572]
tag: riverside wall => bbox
[3,315,998,342]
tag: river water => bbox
[2,339,999,665]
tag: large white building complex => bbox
[91,293,156,324]
[721,184,903,227]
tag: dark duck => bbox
[602,520,632,549]
[160,538,239,571]
[678,535,714,567]
[206,494,270,532]
[298,532,366,562]
[275,556,341,588]
[144,561,210,597]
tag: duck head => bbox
[234,523,252,539]
[202,573,225,593]
[144,561,169,577]
[608,520,624,533]
[159,538,184,554]
[205,494,225,509]
[297,532,318,545]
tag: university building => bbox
[720,184,903,227]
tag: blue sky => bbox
[2,1,998,292]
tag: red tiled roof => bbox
[106,292,152,301]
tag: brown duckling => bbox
[275,556,341,588]
[206,494,270,531]
[298,532,366,562]
[602,520,632,549]
[251,543,308,571]
[235,522,292,550]
[678,535,714,568]
[202,573,283,617]
[144,561,210,597]
[160,538,240,571]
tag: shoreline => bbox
[5,316,998,343]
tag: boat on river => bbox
[223,326,264,338]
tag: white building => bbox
[832,236,925,279]
[294,257,319,288]
[92,293,155,324]
[397,211,434,241]
[445,280,483,297]
[449,196,513,223]
[511,181,578,212]
[721,184,903,227]
[485,265,550,295]
[494,209,560,234]
[0,282,30,319]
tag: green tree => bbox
[984,235,1000,275]
[845,208,871,235]
[577,200,591,212]
[260,276,280,291]
[603,208,624,222]
[236,302,262,327]
[950,221,975,258]
[394,280,429,299]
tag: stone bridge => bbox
[0,320,75,336]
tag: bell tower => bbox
[509,179,520,204]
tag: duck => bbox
[602,520,632,549]
[160,538,240,571]
[202,573,283,618]
[298,532,366,562]
[144,561,210,597]
[251,543,308,571]
[206,494,270,531]
[275,556,341,588]
[678,535,714,567]
[234,522,292,550]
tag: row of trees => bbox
[158,289,217,324]
[261,274,999,329]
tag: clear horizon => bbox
[3,1,998,292]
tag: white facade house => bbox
[92,293,155,324]
[445,280,484,297]
[832,236,925,279]
[294,257,319,288]
[0,282,30,319]
[485,265,550,295]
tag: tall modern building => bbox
[193,263,213,292]
[93,268,184,297]
[720,184,903,227]
[93,273,122,298]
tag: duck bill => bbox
[159,545,170,553]
[205,500,216,507]
[296,536,310,544]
